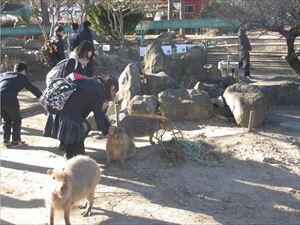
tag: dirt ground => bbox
[1,77,300,225]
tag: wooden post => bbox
[114,104,119,126]
[248,110,254,132]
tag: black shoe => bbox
[11,141,27,147]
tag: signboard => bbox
[139,47,147,57]
[102,44,111,51]
[162,45,172,55]
[176,44,187,53]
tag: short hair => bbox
[72,23,79,31]
[83,20,91,29]
[14,61,28,73]
[55,26,64,33]
[74,40,95,60]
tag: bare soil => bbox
[1,80,300,225]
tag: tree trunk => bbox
[40,0,50,26]
[168,0,173,32]
[179,0,185,36]
[120,15,124,48]
[285,32,300,77]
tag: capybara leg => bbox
[149,132,155,145]
[63,205,71,225]
[50,207,54,225]
[81,191,94,217]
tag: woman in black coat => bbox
[43,41,118,159]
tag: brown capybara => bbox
[106,126,135,166]
[45,155,101,225]
[118,115,171,145]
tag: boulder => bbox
[223,83,270,128]
[115,63,142,111]
[24,39,43,50]
[127,95,158,116]
[143,42,171,74]
[252,81,300,106]
[158,88,213,121]
[145,72,179,96]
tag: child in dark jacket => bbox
[0,62,42,146]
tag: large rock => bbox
[145,72,179,96]
[143,42,172,74]
[24,39,43,50]
[115,63,141,111]
[252,81,300,106]
[223,83,270,128]
[127,95,158,116]
[158,88,213,121]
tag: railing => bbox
[135,18,239,33]
[0,25,72,36]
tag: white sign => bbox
[176,44,187,53]
[102,44,110,51]
[162,45,172,55]
[139,47,147,57]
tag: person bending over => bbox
[0,62,42,147]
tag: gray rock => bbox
[127,95,158,116]
[223,83,270,128]
[115,63,142,111]
[145,72,179,96]
[252,81,300,106]
[158,88,213,121]
[143,42,171,74]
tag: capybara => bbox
[118,115,171,144]
[45,155,101,225]
[106,126,135,166]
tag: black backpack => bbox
[40,78,77,114]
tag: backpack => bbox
[39,78,77,114]
[40,39,56,66]
[46,57,78,87]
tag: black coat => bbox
[61,57,88,77]
[0,72,42,107]
[43,79,110,144]
[52,33,65,64]
[238,27,251,52]
[67,31,79,54]
[73,28,93,49]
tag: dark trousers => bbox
[1,103,22,142]
[61,140,85,159]
[239,50,250,76]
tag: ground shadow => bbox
[98,141,300,225]
[1,159,51,174]
[92,208,180,225]
[1,195,44,208]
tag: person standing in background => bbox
[51,25,66,66]
[67,23,79,56]
[73,20,94,77]
[238,21,252,77]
